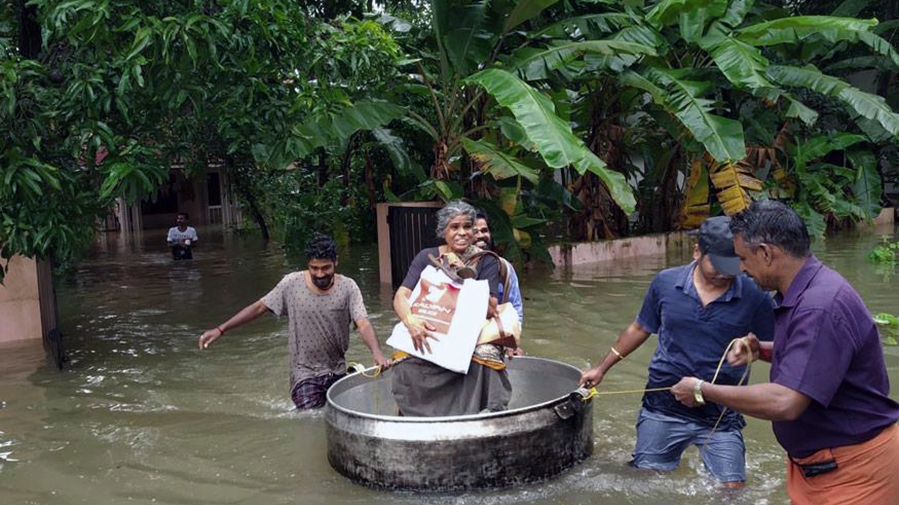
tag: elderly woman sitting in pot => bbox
[391,200,512,417]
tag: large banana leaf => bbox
[700,0,755,47]
[784,95,820,126]
[372,127,427,182]
[793,201,827,239]
[708,38,774,90]
[824,55,899,73]
[645,68,747,162]
[619,69,669,105]
[795,133,867,163]
[680,158,710,228]
[847,149,882,220]
[291,99,407,155]
[768,65,899,138]
[858,31,899,69]
[718,0,755,28]
[768,65,848,94]
[709,158,762,215]
[646,0,726,28]
[503,0,561,33]
[738,17,899,68]
[509,40,656,80]
[432,0,490,78]
[461,137,540,183]
[465,68,636,213]
[737,16,876,46]
[252,100,406,169]
[586,25,667,72]
[530,13,633,39]
[678,0,730,44]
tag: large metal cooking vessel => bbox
[325,356,593,491]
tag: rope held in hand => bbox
[346,362,382,378]
[582,337,752,451]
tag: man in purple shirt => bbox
[671,200,899,504]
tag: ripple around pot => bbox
[325,356,594,491]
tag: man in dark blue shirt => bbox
[580,216,775,488]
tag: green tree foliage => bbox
[4,0,899,280]
[1,0,322,279]
[521,0,899,236]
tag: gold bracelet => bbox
[610,347,624,360]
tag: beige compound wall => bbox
[549,208,896,267]
[0,256,52,343]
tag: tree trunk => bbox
[17,2,42,59]
[339,136,355,206]
[655,152,682,233]
[364,150,377,216]
[318,150,328,188]
[876,0,897,98]
[225,155,269,241]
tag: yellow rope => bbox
[346,362,382,378]
[583,338,749,399]
[582,386,672,399]
[702,338,751,450]
[582,337,752,455]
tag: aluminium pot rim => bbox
[325,355,583,423]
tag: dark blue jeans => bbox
[632,407,746,483]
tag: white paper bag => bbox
[387,265,489,373]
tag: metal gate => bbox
[388,206,441,288]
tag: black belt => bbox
[789,450,838,478]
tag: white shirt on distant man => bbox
[167,226,198,245]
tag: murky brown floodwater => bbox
[2,224,898,505]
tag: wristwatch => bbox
[693,379,706,406]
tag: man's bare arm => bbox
[579,321,652,387]
[198,300,270,349]
[672,378,812,421]
[355,318,389,368]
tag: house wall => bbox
[141,170,209,229]
[0,256,43,343]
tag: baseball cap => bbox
[691,216,741,277]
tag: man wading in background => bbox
[198,234,390,409]
[580,216,775,488]
[167,212,198,260]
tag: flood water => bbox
[2,224,898,505]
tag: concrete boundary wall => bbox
[550,208,896,267]
[549,231,691,267]
[0,256,43,343]
[0,255,57,344]
[872,207,895,227]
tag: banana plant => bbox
[678,153,763,227]
[530,0,899,232]
[785,134,881,234]
[636,0,899,163]
[254,0,653,262]
[401,0,647,213]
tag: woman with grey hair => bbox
[391,200,511,416]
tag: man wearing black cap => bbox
[579,216,775,487]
